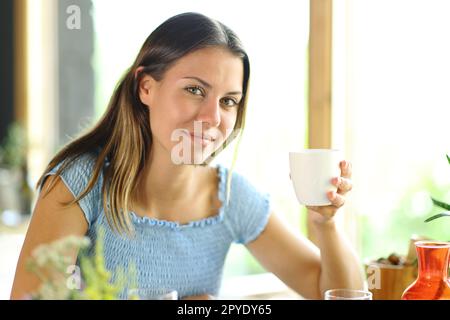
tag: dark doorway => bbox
[0,0,15,144]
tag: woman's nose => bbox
[197,99,221,127]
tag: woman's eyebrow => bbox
[182,76,242,96]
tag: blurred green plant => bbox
[26,227,136,300]
[0,123,27,169]
[425,155,450,223]
[26,235,90,299]
[78,228,137,300]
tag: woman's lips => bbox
[189,132,214,146]
[190,133,213,140]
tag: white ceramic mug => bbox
[289,149,342,206]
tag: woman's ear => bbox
[135,66,156,108]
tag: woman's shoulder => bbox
[215,164,272,245]
[46,150,104,187]
[40,150,105,227]
[61,150,101,171]
[43,151,102,186]
[216,164,270,203]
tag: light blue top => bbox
[40,152,272,299]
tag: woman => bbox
[11,12,363,300]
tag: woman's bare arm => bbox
[245,212,323,299]
[246,211,363,299]
[10,176,89,300]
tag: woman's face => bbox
[138,47,244,165]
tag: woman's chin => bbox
[168,140,220,165]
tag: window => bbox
[333,0,450,260]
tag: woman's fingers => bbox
[328,191,345,208]
[331,177,353,194]
[340,160,352,179]
[305,161,353,220]
[307,192,345,219]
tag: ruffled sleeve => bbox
[38,153,103,228]
[221,167,272,245]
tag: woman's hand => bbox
[306,160,353,224]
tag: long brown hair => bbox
[37,12,251,235]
